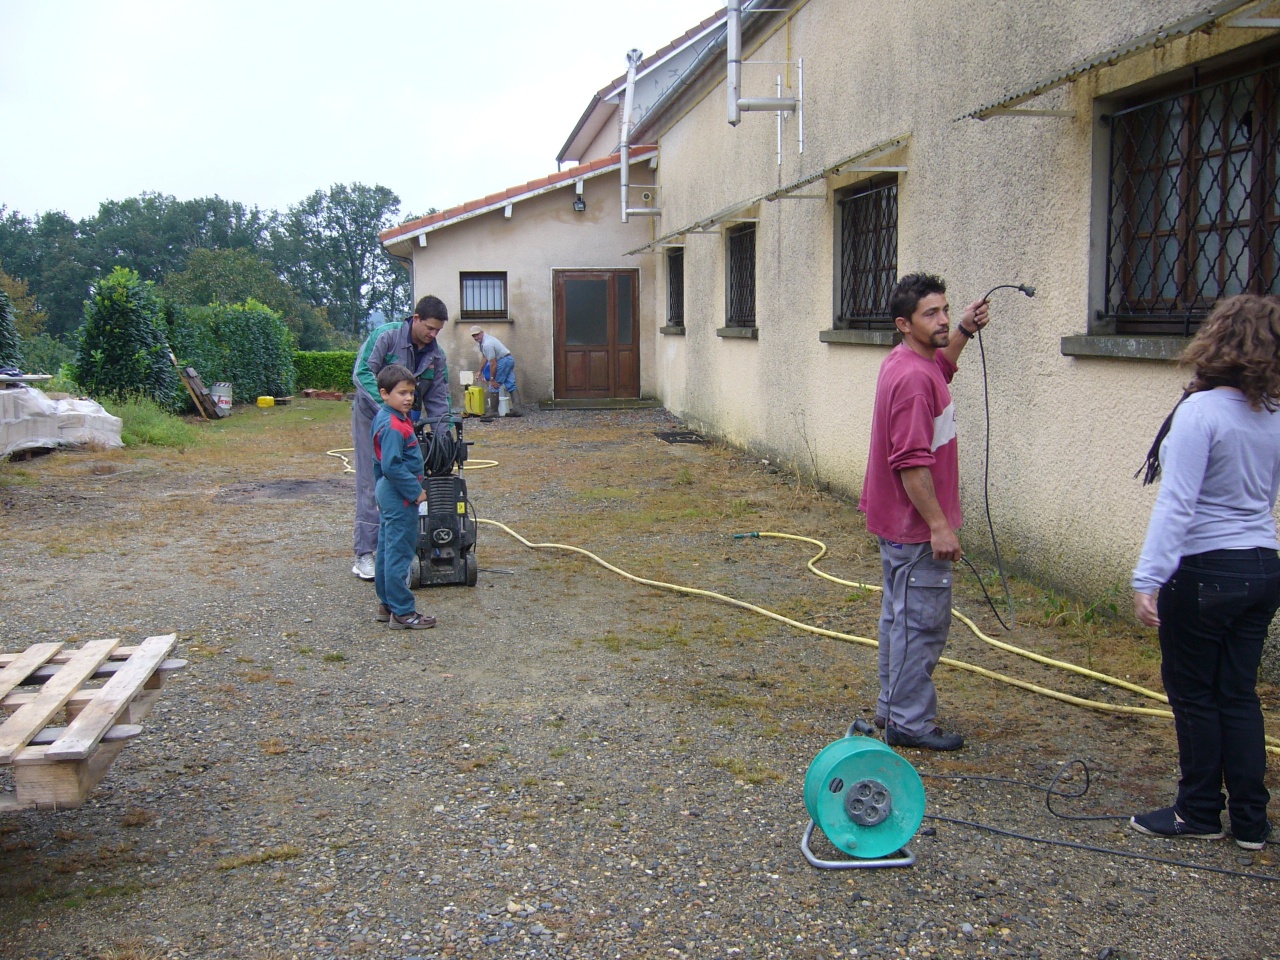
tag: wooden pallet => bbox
[0,635,186,811]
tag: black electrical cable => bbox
[918,759,1278,882]
[923,813,1279,883]
[924,759,1126,822]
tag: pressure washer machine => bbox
[409,415,478,588]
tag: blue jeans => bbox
[374,479,419,617]
[877,539,953,735]
[1156,547,1280,838]
[487,355,516,394]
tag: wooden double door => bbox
[553,269,639,399]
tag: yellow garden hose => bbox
[477,519,1280,755]
[751,532,1173,704]
[326,447,498,474]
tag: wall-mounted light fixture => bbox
[573,180,586,212]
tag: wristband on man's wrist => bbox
[957,324,976,339]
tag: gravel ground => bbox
[1,403,1277,960]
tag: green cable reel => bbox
[802,732,926,868]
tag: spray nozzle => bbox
[982,282,1038,303]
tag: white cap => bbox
[469,325,484,336]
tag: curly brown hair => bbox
[1181,294,1280,411]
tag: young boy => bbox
[371,364,436,629]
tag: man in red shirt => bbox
[859,273,990,750]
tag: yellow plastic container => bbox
[464,385,486,417]
[256,396,275,408]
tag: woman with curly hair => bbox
[1131,293,1280,851]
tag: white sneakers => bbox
[352,553,375,580]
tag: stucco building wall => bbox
[407,171,659,410]
[637,0,1279,598]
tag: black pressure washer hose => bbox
[970,283,1036,629]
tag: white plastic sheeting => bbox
[0,387,123,457]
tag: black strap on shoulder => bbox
[1136,390,1190,486]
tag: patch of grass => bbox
[720,498,756,519]
[120,808,156,828]
[322,652,347,663]
[95,933,162,959]
[185,638,227,659]
[216,843,302,870]
[710,754,784,784]
[574,486,635,501]
[102,396,204,449]
[0,466,40,490]
[674,467,694,485]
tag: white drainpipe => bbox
[728,0,743,125]
[620,48,642,223]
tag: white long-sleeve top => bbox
[1132,388,1280,593]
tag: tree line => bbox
[0,184,426,368]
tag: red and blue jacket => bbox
[371,406,424,506]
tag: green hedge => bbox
[73,267,181,408]
[169,299,296,405]
[294,351,355,391]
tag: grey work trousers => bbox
[351,402,378,558]
[876,538,953,736]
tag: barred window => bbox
[836,177,898,330]
[460,272,508,319]
[1105,57,1280,335]
[667,247,685,325]
[726,222,756,327]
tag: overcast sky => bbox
[0,0,725,223]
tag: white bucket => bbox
[210,382,233,412]
[497,388,511,417]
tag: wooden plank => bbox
[0,638,119,764]
[170,349,210,421]
[24,654,186,685]
[1,658,187,714]
[0,645,141,666]
[12,740,129,810]
[21,724,142,749]
[0,643,64,699]
[45,634,175,762]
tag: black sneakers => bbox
[1129,806,1224,840]
[885,726,964,751]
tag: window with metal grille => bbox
[666,247,685,325]
[460,272,508,319]
[1105,57,1280,335]
[726,222,756,326]
[836,177,898,329]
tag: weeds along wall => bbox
[294,351,356,392]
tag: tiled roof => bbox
[379,146,657,246]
